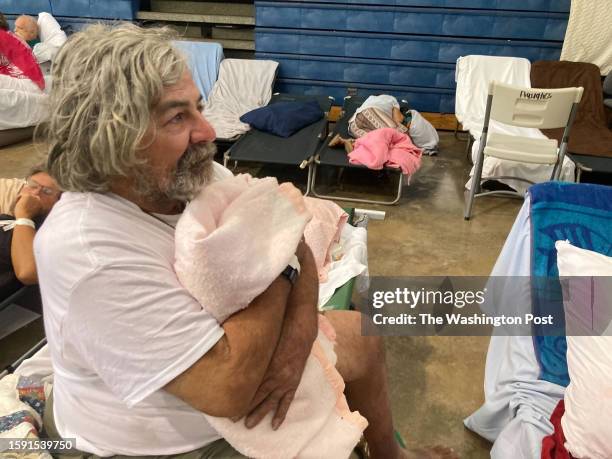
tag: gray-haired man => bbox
[36,23,453,459]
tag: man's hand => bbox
[243,243,319,430]
[14,194,43,219]
[243,325,312,430]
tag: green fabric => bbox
[321,277,355,311]
[321,207,356,311]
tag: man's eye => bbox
[170,113,184,123]
[197,103,204,112]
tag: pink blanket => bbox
[348,127,422,175]
[174,174,367,458]
[304,199,348,282]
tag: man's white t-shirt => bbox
[34,165,233,456]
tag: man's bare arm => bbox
[164,276,291,418]
[244,242,319,429]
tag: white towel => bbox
[561,0,612,75]
[203,59,278,139]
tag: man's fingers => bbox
[246,381,274,414]
[271,390,295,430]
[245,394,279,429]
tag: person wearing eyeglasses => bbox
[0,163,61,300]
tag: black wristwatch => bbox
[281,265,299,285]
[281,254,301,286]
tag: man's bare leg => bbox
[324,310,456,459]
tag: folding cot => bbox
[0,337,46,379]
[311,96,409,206]
[223,93,333,194]
[0,285,44,378]
[0,284,40,313]
[203,59,279,151]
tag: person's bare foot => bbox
[328,133,344,147]
[344,139,355,154]
[401,445,458,459]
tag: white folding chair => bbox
[464,81,583,220]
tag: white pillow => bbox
[555,240,612,459]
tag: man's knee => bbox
[324,310,386,381]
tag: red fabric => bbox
[0,29,45,90]
[348,127,422,175]
[541,400,576,459]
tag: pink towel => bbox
[303,199,348,283]
[174,174,367,458]
[348,127,422,175]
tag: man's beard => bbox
[134,141,216,204]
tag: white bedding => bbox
[318,222,368,308]
[33,12,68,64]
[560,0,612,75]
[203,59,278,140]
[464,199,565,459]
[0,74,51,130]
[455,55,575,194]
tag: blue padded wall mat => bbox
[255,0,567,112]
[260,0,570,12]
[256,29,563,64]
[50,0,139,19]
[0,0,52,14]
[256,53,456,89]
[7,15,119,34]
[275,78,455,113]
[256,3,568,41]
[51,16,117,33]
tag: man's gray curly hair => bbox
[43,23,186,193]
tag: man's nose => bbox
[191,114,216,144]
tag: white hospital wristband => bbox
[14,218,36,229]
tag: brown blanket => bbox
[531,61,612,158]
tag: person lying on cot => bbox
[36,23,456,459]
[0,164,61,300]
[14,15,40,48]
[329,94,410,153]
[0,16,45,90]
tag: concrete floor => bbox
[0,131,524,457]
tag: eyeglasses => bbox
[25,177,60,196]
